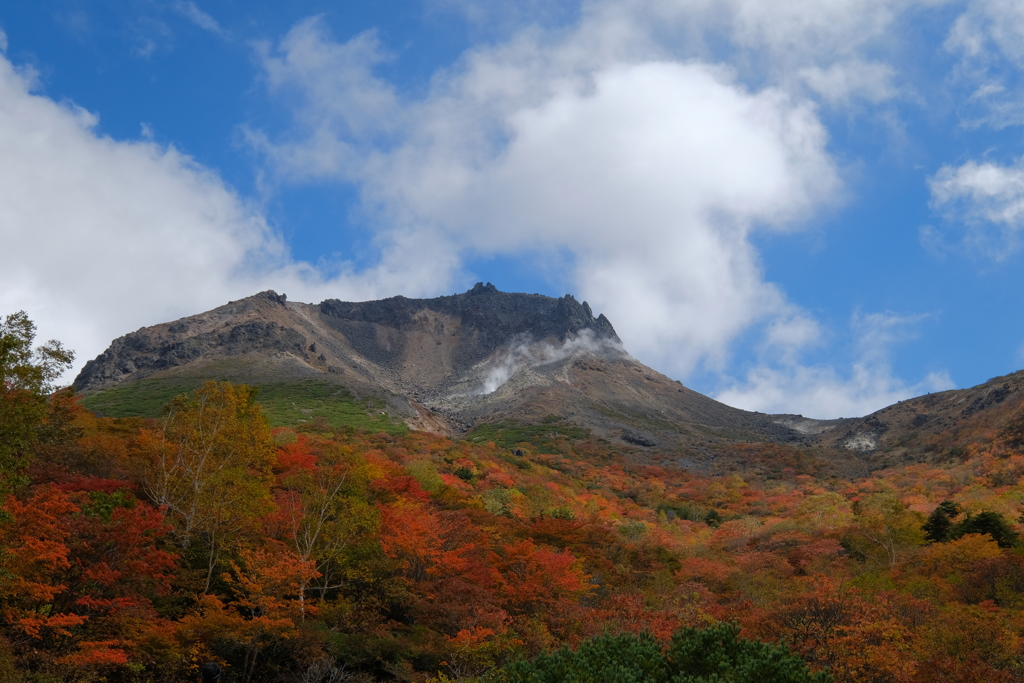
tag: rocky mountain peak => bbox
[68,285,1024,480]
[73,285,622,397]
[317,283,619,352]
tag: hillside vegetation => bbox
[6,316,1024,682]
[81,377,407,435]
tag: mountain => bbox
[808,367,1024,471]
[51,289,1024,682]
[74,287,839,456]
[74,285,1024,478]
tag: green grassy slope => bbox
[81,378,408,434]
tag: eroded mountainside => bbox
[811,368,1024,470]
[76,284,616,393]
[75,285,1024,477]
[74,285,840,462]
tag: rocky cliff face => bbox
[74,291,303,390]
[314,282,621,391]
[75,284,621,396]
[75,284,839,463]
[320,281,618,349]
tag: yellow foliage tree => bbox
[136,382,275,592]
[845,493,925,569]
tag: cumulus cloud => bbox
[0,52,261,374]
[717,311,954,418]
[251,12,841,378]
[0,50,461,381]
[249,0,987,397]
[929,157,1024,257]
[3,0,969,416]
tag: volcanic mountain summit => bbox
[74,284,1024,477]
[75,285,824,455]
[73,283,622,408]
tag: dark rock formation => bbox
[320,284,617,345]
[316,283,618,379]
[74,291,305,390]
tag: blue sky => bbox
[3,0,1024,418]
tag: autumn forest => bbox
[5,311,1024,682]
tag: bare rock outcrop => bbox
[74,285,819,453]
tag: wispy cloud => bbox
[944,0,1024,129]
[716,311,953,419]
[799,60,899,106]
[172,1,225,36]
[929,157,1024,259]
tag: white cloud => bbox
[248,1,981,396]
[917,224,949,259]
[427,0,577,36]
[598,0,941,95]
[0,53,262,375]
[944,0,1024,128]
[250,21,399,182]
[4,0,969,419]
[716,364,953,419]
[0,51,457,382]
[251,14,840,378]
[249,3,987,402]
[713,0,913,62]
[853,310,930,352]
[717,311,953,418]
[929,157,1024,257]
[172,1,225,36]
[762,313,822,365]
[946,0,1024,66]
[799,60,899,106]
